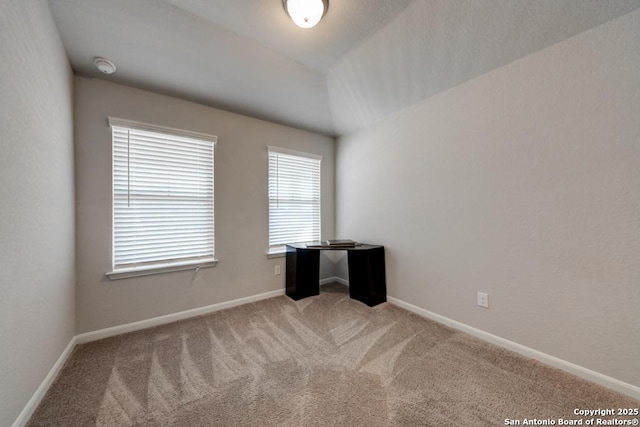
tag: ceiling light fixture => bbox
[94,57,116,75]
[283,0,328,29]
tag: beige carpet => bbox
[28,283,638,426]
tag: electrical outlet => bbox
[477,292,489,308]
[275,265,281,275]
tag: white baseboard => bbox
[75,288,285,344]
[78,280,350,344]
[18,285,638,427]
[334,276,349,286]
[12,336,77,427]
[14,288,287,426]
[388,296,640,400]
[320,276,349,286]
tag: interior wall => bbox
[336,9,640,387]
[74,77,335,333]
[0,2,75,425]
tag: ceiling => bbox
[47,0,640,137]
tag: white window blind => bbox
[109,117,216,276]
[268,147,321,251]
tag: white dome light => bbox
[284,0,328,29]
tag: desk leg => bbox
[286,247,320,301]
[347,247,387,307]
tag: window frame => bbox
[106,117,218,280]
[267,146,322,257]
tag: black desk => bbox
[285,243,386,307]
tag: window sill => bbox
[106,258,218,280]
[266,248,287,259]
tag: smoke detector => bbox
[94,57,116,75]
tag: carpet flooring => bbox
[28,283,638,426]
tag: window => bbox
[268,147,321,254]
[107,117,217,279]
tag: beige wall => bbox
[336,10,640,387]
[74,77,335,333]
[0,2,75,425]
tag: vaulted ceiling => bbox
[48,0,640,137]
